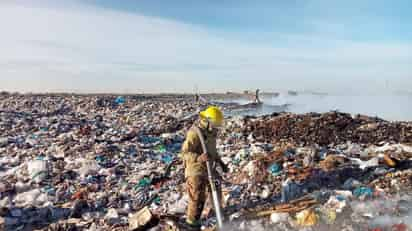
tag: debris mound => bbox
[246,112,412,145]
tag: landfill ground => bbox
[1,93,412,231]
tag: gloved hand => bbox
[197,153,209,163]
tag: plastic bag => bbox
[27,160,48,183]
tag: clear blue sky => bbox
[1,0,411,93]
[93,0,412,41]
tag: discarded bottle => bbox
[296,209,318,226]
[115,96,125,105]
[353,186,373,198]
[267,163,281,176]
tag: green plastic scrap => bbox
[155,144,167,153]
[135,177,152,189]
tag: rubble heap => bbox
[245,112,412,145]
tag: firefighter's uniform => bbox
[180,106,224,227]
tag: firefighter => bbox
[180,106,228,229]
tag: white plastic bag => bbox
[13,189,49,207]
[27,160,48,183]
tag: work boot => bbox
[182,219,201,231]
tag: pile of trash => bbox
[244,112,412,145]
[0,94,412,231]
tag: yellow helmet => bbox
[199,106,224,127]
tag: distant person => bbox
[254,89,262,104]
[194,93,208,104]
[194,93,200,103]
[180,106,228,230]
